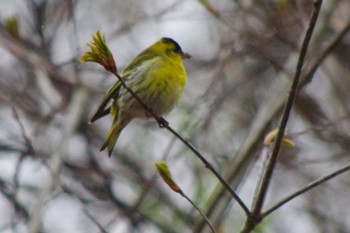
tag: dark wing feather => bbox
[89,82,121,123]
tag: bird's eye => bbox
[166,48,174,56]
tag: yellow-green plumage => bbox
[90,38,189,156]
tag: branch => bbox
[83,206,108,233]
[180,191,217,233]
[0,25,67,83]
[0,179,29,219]
[300,18,350,87]
[164,125,251,216]
[241,1,323,232]
[251,0,323,216]
[262,162,350,218]
[195,1,350,232]
[114,73,168,127]
[11,107,35,154]
[155,162,217,233]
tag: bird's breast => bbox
[120,57,187,118]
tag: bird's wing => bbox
[89,81,122,123]
[122,51,159,77]
[90,51,159,123]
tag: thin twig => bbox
[261,163,350,218]
[0,179,29,219]
[11,107,33,194]
[179,190,217,233]
[165,126,251,216]
[11,107,35,154]
[111,71,251,216]
[83,206,108,233]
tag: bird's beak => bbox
[181,52,191,59]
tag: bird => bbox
[90,37,190,156]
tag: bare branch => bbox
[251,0,323,216]
[262,162,350,218]
[242,1,323,232]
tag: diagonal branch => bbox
[0,179,30,220]
[300,19,350,87]
[262,162,350,218]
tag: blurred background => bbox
[0,0,350,232]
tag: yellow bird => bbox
[90,38,190,156]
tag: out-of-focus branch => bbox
[0,25,63,109]
[11,107,35,154]
[34,69,62,109]
[0,179,29,219]
[28,87,88,233]
[0,25,68,83]
[300,19,350,87]
[83,206,108,233]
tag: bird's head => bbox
[152,37,191,59]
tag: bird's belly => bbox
[122,79,184,118]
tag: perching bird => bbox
[90,37,190,156]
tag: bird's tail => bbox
[100,118,131,157]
